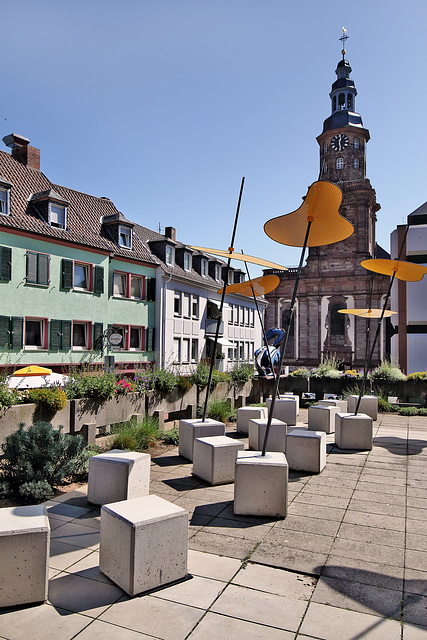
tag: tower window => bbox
[353,158,360,169]
[347,94,353,110]
[332,96,337,112]
[338,93,345,109]
[323,162,328,173]
[336,157,344,169]
[354,137,360,149]
[323,143,328,154]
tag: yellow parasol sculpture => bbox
[261,180,354,455]
[12,365,52,376]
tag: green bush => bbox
[0,380,24,409]
[161,426,179,445]
[65,372,117,400]
[28,387,68,411]
[205,398,234,422]
[377,396,391,413]
[189,361,229,388]
[149,368,177,393]
[289,368,310,378]
[398,406,419,416]
[111,415,161,450]
[311,356,342,379]
[370,359,406,383]
[418,408,427,416]
[176,376,192,391]
[0,421,86,502]
[211,369,230,386]
[229,363,254,386]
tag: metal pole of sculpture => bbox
[201,177,245,423]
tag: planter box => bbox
[0,401,71,446]
[146,386,197,415]
[71,393,146,434]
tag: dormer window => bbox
[201,259,207,276]
[0,187,9,215]
[50,202,66,229]
[215,264,221,281]
[183,252,191,271]
[165,245,174,266]
[119,225,132,249]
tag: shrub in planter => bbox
[149,368,177,393]
[229,363,254,386]
[370,360,406,383]
[407,371,427,381]
[0,380,24,409]
[0,421,86,502]
[289,368,310,378]
[202,398,235,423]
[65,372,116,400]
[398,406,419,416]
[111,415,161,451]
[28,387,68,412]
[311,356,342,379]
[115,378,135,395]
[177,376,192,391]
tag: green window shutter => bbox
[147,277,156,301]
[0,247,11,281]
[0,315,10,347]
[50,319,62,350]
[11,316,23,349]
[93,322,103,350]
[94,266,104,294]
[62,320,72,349]
[38,254,50,286]
[61,259,73,289]
[26,251,38,284]
[146,327,155,351]
[108,270,114,296]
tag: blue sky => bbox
[1,1,426,275]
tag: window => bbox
[74,262,92,291]
[332,96,337,112]
[323,143,327,154]
[229,304,234,324]
[182,338,190,363]
[130,275,143,299]
[165,245,174,266]
[183,252,191,271]
[244,307,250,326]
[50,203,66,229]
[72,321,91,350]
[173,338,181,363]
[354,158,360,169]
[174,291,182,315]
[24,317,47,349]
[191,338,198,362]
[130,326,144,350]
[113,272,127,297]
[239,342,244,360]
[338,93,345,109]
[234,305,239,325]
[26,251,49,286]
[118,225,132,249]
[192,295,199,319]
[201,259,207,276]
[0,187,9,215]
[215,264,221,281]
[111,325,127,350]
[336,157,344,169]
[323,162,328,173]
[183,293,191,318]
[240,306,245,326]
[354,137,360,149]
[347,94,353,110]
[249,308,255,327]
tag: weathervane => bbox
[339,26,348,58]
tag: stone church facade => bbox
[264,51,390,369]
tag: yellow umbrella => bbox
[338,308,397,318]
[189,246,287,271]
[218,274,280,297]
[361,259,427,282]
[12,365,52,377]
[264,181,353,247]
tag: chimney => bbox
[2,133,40,171]
[164,226,176,241]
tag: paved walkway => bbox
[1,410,427,639]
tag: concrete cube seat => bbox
[335,412,373,450]
[236,406,267,434]
[88,449,150,506]
[0,505,50,607]
[192,435,245,485]
[318,398,348,413]
[266,397,297,426]
[347,395,378,421]
[280,393,300,414]
[286,429,326,473]
[234,451,288,517]
[308,404,338,434]
[100,495,188,596]
[179,418,225,461]
[248,418,287,452]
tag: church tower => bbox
[264,31,390,368]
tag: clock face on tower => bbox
[331,133,350,151]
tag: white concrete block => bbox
[234,451,288,517]
[100,495,188,596]
[335,412,373,450]
[236,406,267,434]
[280,393,300,414]
[266,397,297,426]
[248,418,287,452]
[286,429,326,473]
[88,449,150,506]
[179,418,225,461]
[0,505,49,607]
[347,395,378,421]
[308,405,338,433]
[192,436,245,485]
[318,399,348,413]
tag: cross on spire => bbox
[339,27,349,58]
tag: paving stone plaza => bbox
[1,409,427,639]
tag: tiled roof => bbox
[0,149,157,265]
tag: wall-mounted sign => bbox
[109,333,123,346]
